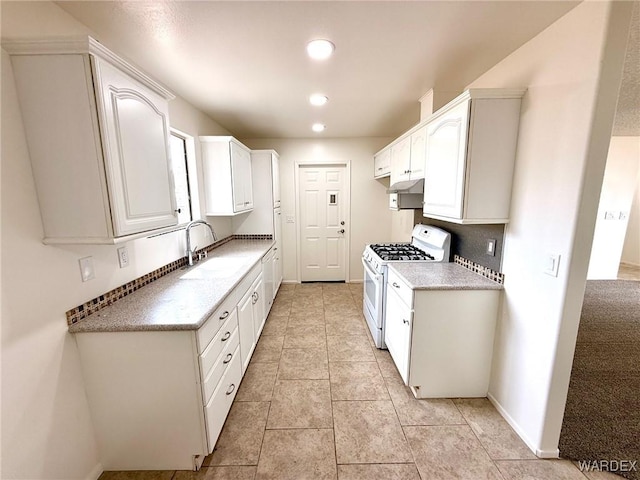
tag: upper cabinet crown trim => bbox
[2,35,175,101]
[374,88,526,157]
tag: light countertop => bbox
[68,239,274,333]
[388,262,503,290]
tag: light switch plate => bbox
[544,253,561,277]
[286,215,295,224]
[79,256,95,282]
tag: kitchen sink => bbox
[180,257,241,280]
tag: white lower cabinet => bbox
[384,269,500,398]
[204,343,242,450]
[384,285,412,384]
[262,248,275,314]
[238,273,265,374]
[74,259,269,470]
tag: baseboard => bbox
[487,393,559,459]
[85,463,103,480]
[348,279,363,284]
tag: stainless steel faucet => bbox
[185,220,217,266]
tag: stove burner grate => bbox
[370,243,434,261]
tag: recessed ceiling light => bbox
[307,39,335,60]
[309,94,328,106]
[312,123,326,133]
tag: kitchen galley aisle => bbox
[102,282,595,479]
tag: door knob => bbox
[338,229,345,234]
[340,221,345,225]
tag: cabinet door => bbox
[273,208,283,291]
[384,287,412,384]
[262,252,275,315]
[374,148,391,178]
[231,143,249,212]
[251,275,265,338]
[423,101,470,219]
[241,147,254,209]
[390,137,411,185]
[272,154,281,208]
[237,290,255,374]
[93,57,177,236]
[409,126,427,180]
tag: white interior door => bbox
[299,165,347,282]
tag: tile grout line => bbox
[322,288,340,474]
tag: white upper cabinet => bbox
[200,137,253,216]
[271,152,281,208]
[383,125,427,186]
[423,101,470,220]
[422,89,525,224]
[6,36,178,243]
[373,148,391,178]
[390,136,412,184]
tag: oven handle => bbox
[362,257,382,282]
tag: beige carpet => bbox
[559,280,640,480]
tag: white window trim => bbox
[170,127,201,223]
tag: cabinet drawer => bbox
[200,309,238,378]
[202,324,239,404]
[387,269,413,307]
[205,343,242,451]
[197,294,237,354]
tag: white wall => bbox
[242,138,393,282]
[621,164,640,266]
[1,2,232,479]
[588,136,640,278]
[466,1,632,457]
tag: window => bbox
[169,130,198,224]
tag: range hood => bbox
[387,178,424,194]
[387,179,424,211]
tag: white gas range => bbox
[362,224,451,348]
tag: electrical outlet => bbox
[79,256,95,282]
[486,239,496,256]
[117,246,130,268]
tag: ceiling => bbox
[52,1,636,139]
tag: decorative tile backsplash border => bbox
[454,255,505,284]
[66,234,272,325]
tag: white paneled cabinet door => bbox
[374,148,391,178]
[390,136,411,185]
[262,252,274,316]
[93,57,177,236]
[409,126,427,180]
[384,287,412,384]
[231,143,253,212]
[272,153,281,208]
[299,165,347,282]
[237,289,255,375]
[251,274,265,338]
[423,100,470,220]
[274,208,283,292]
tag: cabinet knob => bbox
[403,319,409,324]
[225,384,236,395]
[174,208,182,214]
[221,331,231,341]
[223,353,233,364]
[377,167,383,171]
[338,229,345,234]
[392,282,400,288]
[219,311,230,320]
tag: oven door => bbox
[362,257,385,348]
